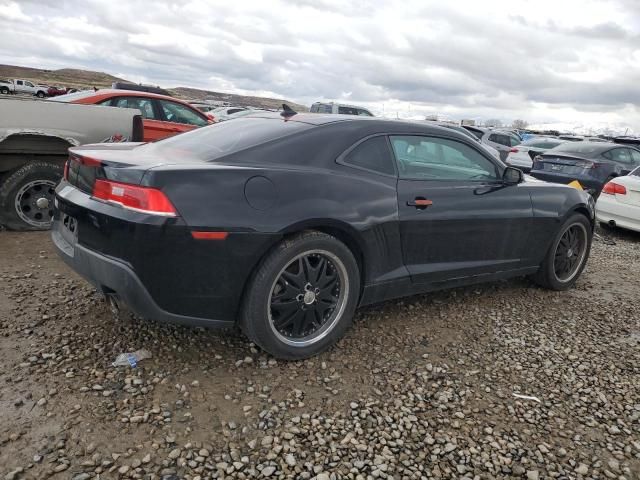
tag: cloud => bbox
[0,0,638,131]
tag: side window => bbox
[629,149,640,165]
[390,136,499,181]
[159,100,208,126]
[608,148,633,165]
[112,97,157,120]
[341,136,395,176]
[509,135,521,147]
[356,109,373,116]
[16,80,23,86]
[488,133,507,145]
[97,99,113,106]
[26,81,34,87]
[338,106,358,115]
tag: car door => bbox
[109,96,167,142]
[157,100,209,137]
[391,134,534,285]
[15,80,25,93]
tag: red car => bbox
[46,86,69,97]
[52,89,214,142]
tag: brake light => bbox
[601,182,627,195]
[92,179,177,216]
[63,159,69,180]
[510,148,518,153]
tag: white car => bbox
[505,137,566,172]
[596,167,640,232]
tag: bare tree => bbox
[512,119,528,129]
[485,118,503,128]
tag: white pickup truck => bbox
[0,79,49,98]
[0,98,144,230]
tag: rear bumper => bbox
[52,220,234,328]
[529,172,602,192]
[596,196,640,233]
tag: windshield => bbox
[49,90,97,102]
[142,116,311,161]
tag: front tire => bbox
[532,213,592,290]
[0,162,62,231]
[36,91,46,98]
[240,231,360,360]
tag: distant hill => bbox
[0,64,308,111]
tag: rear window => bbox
[49,90,98,102]
[143,117,311,161]
[552,143,603,155]
[310,103,333,113]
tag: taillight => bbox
[510,148,519,153]
[63,159,69,180]
[92,179,177,216]
[601,182,626,195]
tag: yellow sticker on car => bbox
[568,180,583,190]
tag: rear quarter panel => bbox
[145,164,403,286]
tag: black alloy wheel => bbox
[268,250,347,346]
[553,223,588,282]
[240,231,360,360]
[532,213,592,290]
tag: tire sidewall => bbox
[543,214,592,290]
[242,234,360,360]
[0,162,63,231]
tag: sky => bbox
[1,0,639,133]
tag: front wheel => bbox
[240,231,360,360]
[36,91,46,98]
[532,213,592,290]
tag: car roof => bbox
[241,112,490,140]
[93,89,189,103]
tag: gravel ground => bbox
[0,228,638,480]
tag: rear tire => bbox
[240,231,360,360]
[0,87,9,95]
[0,162,62,231]
[532,213,592,290]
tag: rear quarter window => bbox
[340,136,395,176]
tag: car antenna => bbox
[280,103,297,118]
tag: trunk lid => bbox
[535,154,598,176]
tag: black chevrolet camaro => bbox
[52,112,595,359]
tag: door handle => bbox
[407,198,433,209]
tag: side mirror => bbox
[503,166,524,185]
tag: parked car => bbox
[52,112,594,359]
[51,89,213,141]
[596,167,640,232]
[0,79,49,97]
[310,101,373,116]
[0,97,143,230]
[46,86,68,97]
[426,121,501,160]
[208,106,250,121]
[505,137,566,172]
[462,127,521,161]
[530,142,640,196]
